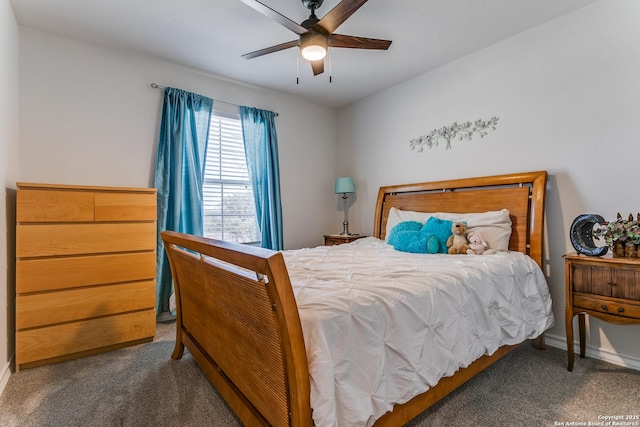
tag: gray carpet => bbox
[1,323,638,427]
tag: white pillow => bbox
[385,207,512,251]
[385,207,432,238]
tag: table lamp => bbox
[334,177,355,235]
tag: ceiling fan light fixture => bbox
[300,32,328,61]
[241,0,392,76]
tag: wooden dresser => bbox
[16,183,157,371]
[564,252,640,371]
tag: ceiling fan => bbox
[240,0,392,76]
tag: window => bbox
[203,112,260,244]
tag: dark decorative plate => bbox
[570,214,608,256]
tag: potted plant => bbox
[626,219,640,257]
[593,213,640,257]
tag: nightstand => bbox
[564,252,640,371]
[323,234,366,246]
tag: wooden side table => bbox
[323,234,366,246]
[564,252,640,371]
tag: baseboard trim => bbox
[545,333,640,371]
[0,360,11,397]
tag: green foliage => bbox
[593,213,640,246]
[203,190,259,243]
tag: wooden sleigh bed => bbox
[161,170,550,427]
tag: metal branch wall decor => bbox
[410,117,499,152]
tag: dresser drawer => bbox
[573,293,640,319]
[16,281,156,329]
[17,190,95,222]
[16,309,156,366]
[571,262,640,300]
[95,192,157,221]
[17,252,156,293]
[16,222,156,257]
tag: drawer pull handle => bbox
[601,304,608,311]
[618,307,625,313]
[607,281,616,286]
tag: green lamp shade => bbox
[334,177,355,194]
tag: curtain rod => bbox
[150,83,278,117]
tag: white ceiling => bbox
[10,0,597,108]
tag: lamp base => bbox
[341,218,350,236]
[340,192,350,235]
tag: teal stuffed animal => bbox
[421,217,454,254]
[388,218,453,254]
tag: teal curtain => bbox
[154,87,213,315]
[240,106,283,251]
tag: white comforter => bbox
[282,237,554,427]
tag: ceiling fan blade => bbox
[316,0,368,34]
[329,34,391,50]
[310,60,324,76]
[240,0,308,35]
[242,40,299,59]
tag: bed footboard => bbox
[161,231,312,427]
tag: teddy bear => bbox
[446,222,469,254]
[466,231,488,255]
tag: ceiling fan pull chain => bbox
[329,50,332,83]
[296,47,300,85]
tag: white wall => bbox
[337,0,640,369]
[0,0,19,393]
[18,29,338,251]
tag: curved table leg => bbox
[578,313,586,358]
[565,308,574,371]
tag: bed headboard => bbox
[373,171,548,267]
